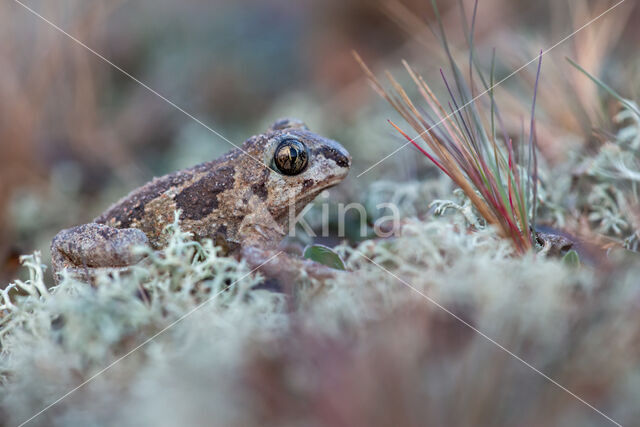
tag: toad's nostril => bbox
[338,152,351,168]
[335,145,351,168]
[319,145,351,168]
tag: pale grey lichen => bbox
[527,100,640,250]
[0,213,288,425]
[430,188,486,229]
[1,202,639,426]
[582,102,640,246]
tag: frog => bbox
[51,118,351,285]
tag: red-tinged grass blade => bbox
[388,120,452,179]
[506,140,516,222]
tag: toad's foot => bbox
[51,223,149,283]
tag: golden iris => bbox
[273,139,308,175]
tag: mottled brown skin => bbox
[51,118,351,283]
[535,229,574,257]
[534,225,612,266]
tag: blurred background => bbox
[1,0,638,282]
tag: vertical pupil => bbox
[283,146,297,168]
[275,140,307,175]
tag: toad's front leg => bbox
[51,223,149,283]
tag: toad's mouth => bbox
[322,172,348,188]
[304,168,350,198]
[270,181,342,222]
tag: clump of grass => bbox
[355,0,542,254]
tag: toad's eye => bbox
[273,139,308,175]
